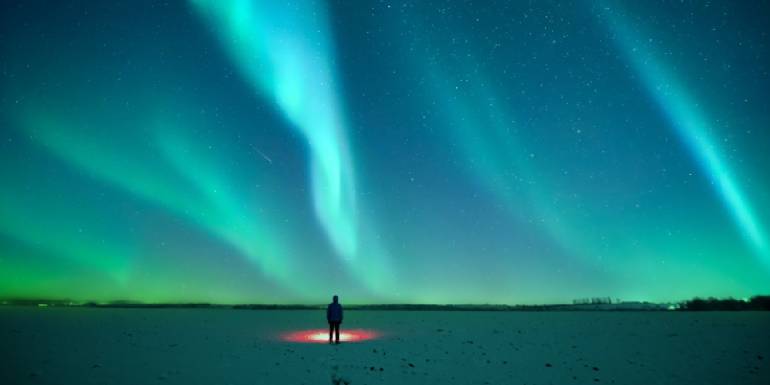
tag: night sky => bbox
[1,1,769,304]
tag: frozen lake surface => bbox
[2,307,769,384]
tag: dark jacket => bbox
[327,302,343,323]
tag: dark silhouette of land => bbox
[2,295,769,311]
[680,296,770,311]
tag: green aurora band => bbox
[600,4,769,265]
[190,0,360,261]
[188,0,395,298]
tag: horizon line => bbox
[2,295,768,309]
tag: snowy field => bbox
[2,307,768,385]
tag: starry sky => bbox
[1,0,769,304]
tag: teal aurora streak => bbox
[0,0,768,304]
[600,3,768,263]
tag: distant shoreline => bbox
[0,302,675,311]
[2,296,769,311]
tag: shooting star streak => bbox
[253,146,273,165]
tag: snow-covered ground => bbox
[2,307,768,384]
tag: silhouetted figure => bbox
[327,295,343,344]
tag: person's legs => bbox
[334,322,340,343]
[329,322,334,343]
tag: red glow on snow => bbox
[282,329,380,343]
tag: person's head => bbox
[333,295,338,303]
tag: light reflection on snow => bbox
[281,329,379,343]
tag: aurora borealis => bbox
[1,0,768,304]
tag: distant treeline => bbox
[679,296,770,311]
[232,304,560,311]
[337,304,559,311]
[572,297,612,305]
[0,300,571,311]
[2,296,769,311]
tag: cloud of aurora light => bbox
[17,114,296,284]
[599,5,768,261]
[190,0,359,261]
[409,26,606,270]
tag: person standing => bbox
[327,295,343,344]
